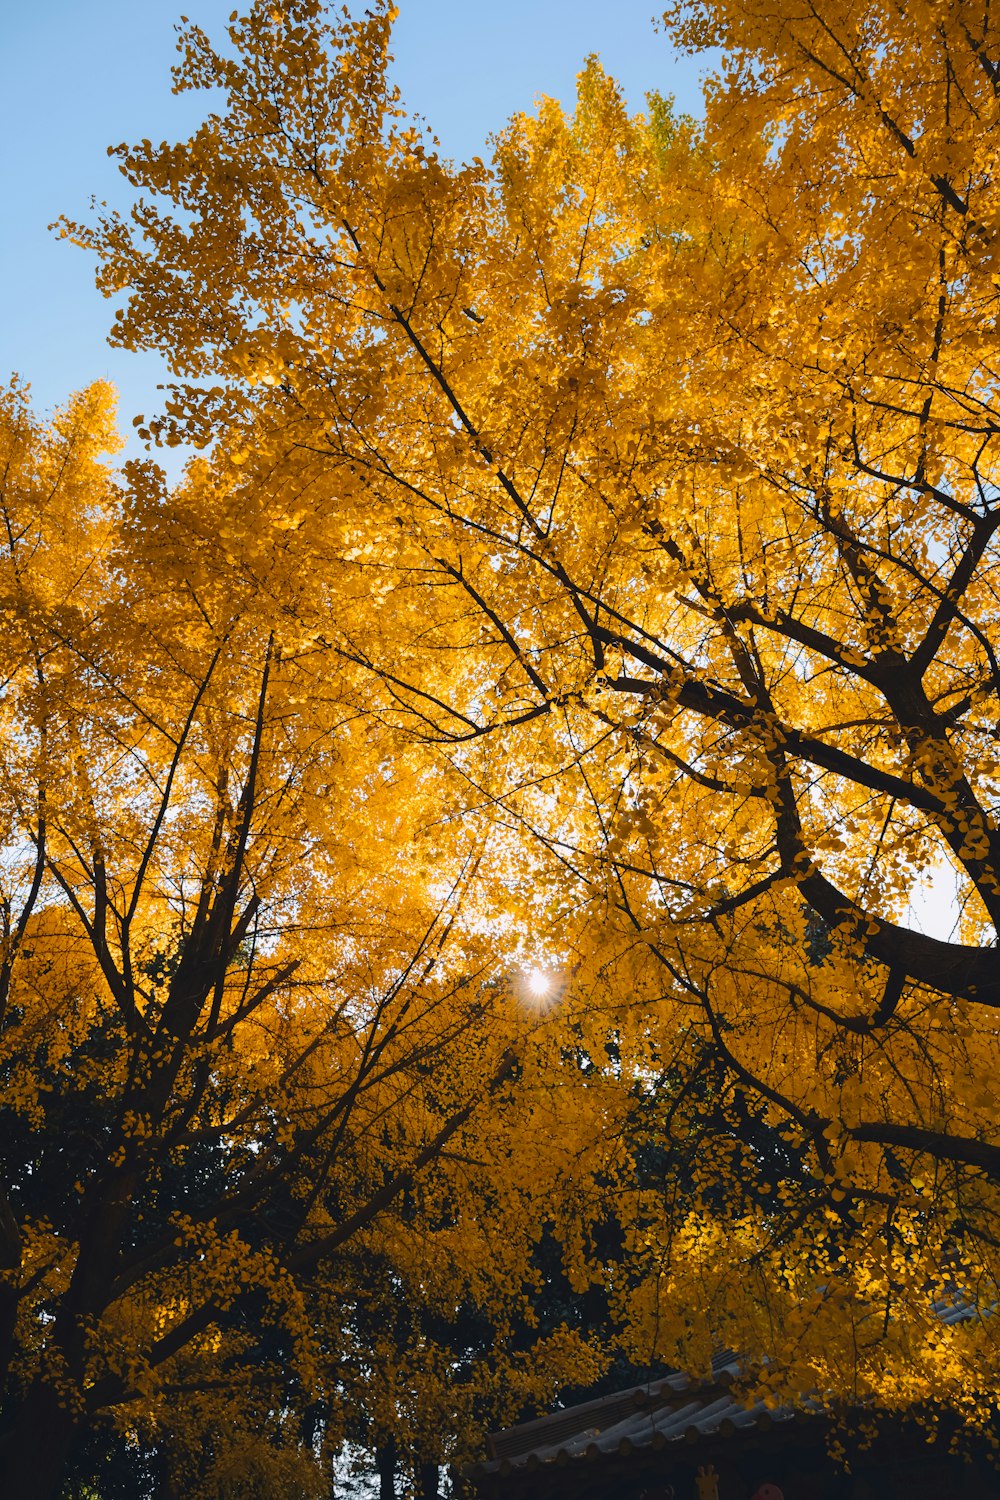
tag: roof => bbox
[474,1295,979,1482]
[478,1355,807,1479]
[930,1293,981,1326]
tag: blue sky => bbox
[3,1,710,436]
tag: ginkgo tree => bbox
[66,0,1000,1438]
[0,381,622,1499]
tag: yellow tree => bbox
[0,382,614,1498]
[72,0,1000,1443]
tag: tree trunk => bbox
[0,1378,80,1500]
[376,1438,397,1500]
[0,1184,22,1390]
[419,1459,440,1499]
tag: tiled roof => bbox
[930,1294,980,1326]
[475,1296,980,1481]
[479,1356,806,1478]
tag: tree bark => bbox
[0,1183,22,1389]
[376,1438,397,1500]
[419,1459,440,1499]
[0,1379,80,1500]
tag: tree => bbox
[0,380,615,1498]
[65,0,1000,1447]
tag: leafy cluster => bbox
[4,0,1000,1493]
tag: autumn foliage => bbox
[3,0,1000,1493]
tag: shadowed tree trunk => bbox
[0,1378,80,1500]
[376,1437,397,1500]
[419,1459,440,1499]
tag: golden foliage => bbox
[5,0,1000,1490]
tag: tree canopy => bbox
[3,0,1000,1494]
[0,378,617,1495]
